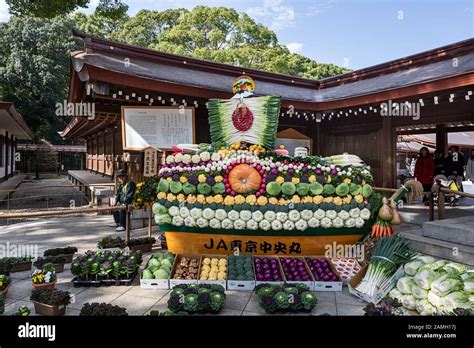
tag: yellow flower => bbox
[157,192,167,200]
[224,196,235,206]
[323,196,333,203]
[214,194,223,203]
[313,195,324,204]
[275,176,284,185]
[166,177,173,183]
[246,195,257,205]
[291,177,300,185]
[269,197,278,205]
[257,196,268,206]
[137,182,143,187]
[206,196,215,204]
[308,175,316,183]
[180,176,188,183]
[355,194,364,204]
[136,198,143,203]
[198,174,207,183]
[166,193,176,202]
[278,198,287,206]
[333,197,342,206]
[214,175,223,183]
[197,194,206,203]
[343,178,351,184]
[291,195,300,203]
[303,196,313,203]
[235,195,245,204]
[177,193,185,202]
[187,195,197,204]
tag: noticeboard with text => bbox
[121,106,195,151]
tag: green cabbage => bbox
[404,260,425,276]
[427,291,444,309]
[430,274,464,297]
[397,276,416,294]
[142,269,154,279]
[401,294,416,310]
[153,269,169,279]
[416,299,437,315]
[411,285,429,299]
[414,266,439,290]
[443,291,472,311]
[463,276,474,293]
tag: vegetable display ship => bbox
[152,75,393,255]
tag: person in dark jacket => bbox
[433,150,445,176]
[109,169,136,232]
[444,145,465,191]
[414,147,434,202]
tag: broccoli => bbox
[301,291,318,310]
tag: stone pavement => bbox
[1,215,367,316]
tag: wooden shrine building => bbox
[61,31,474,187]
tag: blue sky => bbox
[0,0,472,69]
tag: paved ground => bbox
[0,215,368,316]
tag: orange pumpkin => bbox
[228,164,262,194]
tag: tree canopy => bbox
[0,3,349,142]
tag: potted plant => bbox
[31,264,57,289]
[97,236,126,250]
[16,305,31,316]
[33,256,67,273]
[30,288,71,316]
[126,237,156,253]
[0,275,11,296]
[79,302,128,316]
[0,259,12,275]
[1,256,33,273]
[0,294,4,314]
[44,247,78,263]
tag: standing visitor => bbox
[414,147,434,202]
[109,169,136,232]
[466,149,474,181]
[433,150,446,176]
[445,146,465,190]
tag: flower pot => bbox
[32,280,57,289]
[53,263,65,273]
[11,262,32,273]
[1,284,11,296]
[62,254,74,263]
[32,301,67,316]
[130,244,153,253]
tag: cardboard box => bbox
[279,256,315,291]
[198,254,227,290]
[139,255,172,290]
[331,258,362,286]
[348,265,405,304]
[227,255,256,291]
[254,255,285,286]
[304,256,343,292]
[169,254,201,288]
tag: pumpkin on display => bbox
[228,164,262,194]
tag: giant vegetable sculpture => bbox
[152,76,385,254]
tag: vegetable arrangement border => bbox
[159,222,373,237]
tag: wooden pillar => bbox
[111,126,116,174]
[314,123,320,155]
[435,124,447,155]
[4,131,8,181]
[380,118,396,188]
